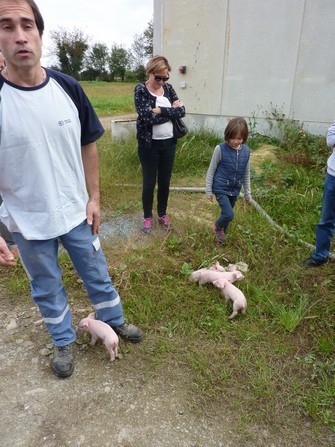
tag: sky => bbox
[37,0,153,65]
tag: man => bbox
[302,120,335,267]
[0,51,18,254]
[0,0,142,378]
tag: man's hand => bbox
[0,236,17,266]
[81,142,101,235]
[87,199,100,234]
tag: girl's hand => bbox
[207,195,213,202]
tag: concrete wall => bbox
[154,0,334,136]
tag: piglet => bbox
[209,261,226,272]
[77,314,119,361]
[190,268,244,285]
[213,278,247,319]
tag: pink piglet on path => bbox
[213,278,247,319]
[77,313,119,361]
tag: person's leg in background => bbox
[139,144,159,232]
[306,173,335,265]
[156,138,176,228]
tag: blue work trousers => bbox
[313,173,335,260]
[13,220,124,346]
[215,194,238,233]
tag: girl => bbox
[206,117,252,244]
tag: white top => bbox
[0,71,102,240]
[152,94,173,140]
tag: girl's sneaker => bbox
[158,215,172,229]
[213,225,226,243]
[142,218,152,233]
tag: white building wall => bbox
[154,0,334,136]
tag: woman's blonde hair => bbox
[146,55,171,75]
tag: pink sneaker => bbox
[142,218,152,233]
[158,215,172,229]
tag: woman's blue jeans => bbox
[313,173,335,260]
[13,220,124,346]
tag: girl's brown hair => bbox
[224,117,249,143]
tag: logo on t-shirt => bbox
[58,119,72,126]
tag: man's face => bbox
[0,0,42,70]
[0,52,5,69]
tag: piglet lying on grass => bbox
[190,268,244,285]
[213,278,247,319]
[209,261,247,274]
[77,312,119,361]
[209,261,226,272]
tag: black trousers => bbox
[139,138,176,218]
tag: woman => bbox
[134,55,186,233]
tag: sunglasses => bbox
[154,75,170,82]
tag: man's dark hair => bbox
[26,0,44,36]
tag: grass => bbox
[1,84,334,438]
[80,81,136,116]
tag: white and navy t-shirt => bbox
[0,68,104,240]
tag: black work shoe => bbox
[301,256,329,267]
[112,323,143,343]
[51,344,74,378]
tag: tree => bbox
[50,27,89,79]
[82,42,110,81]
[129,19,153,81]
[108,44,129,81]
[142,19,153,57]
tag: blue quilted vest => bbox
[212,142,250,196]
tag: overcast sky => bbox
[37,0,153,65]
